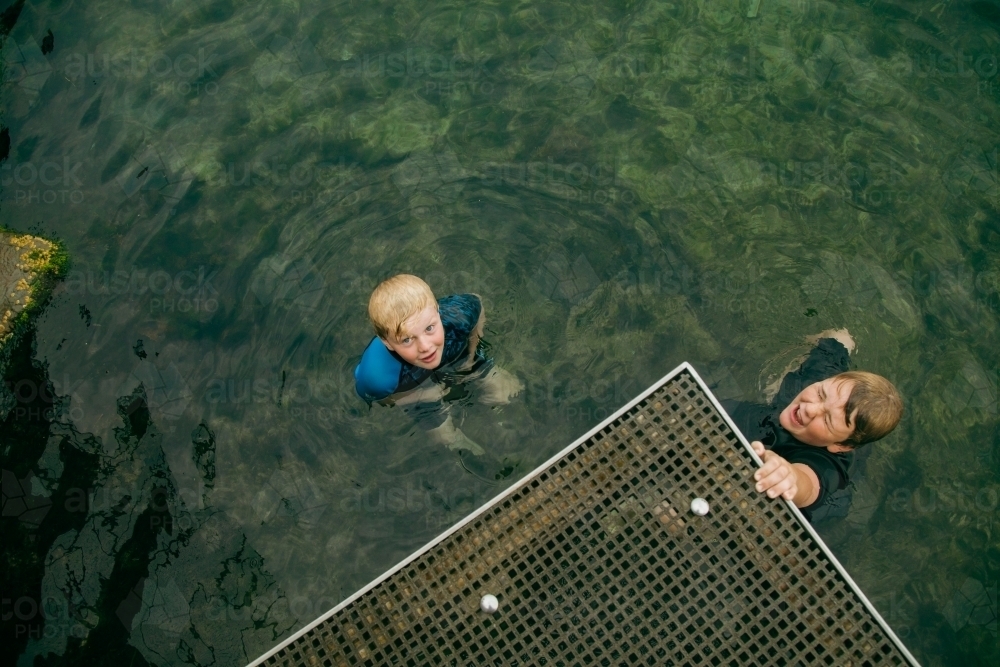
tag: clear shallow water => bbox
[1,0,997,665]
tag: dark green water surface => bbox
[1,0,998,665]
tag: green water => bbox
[1,0,997,665]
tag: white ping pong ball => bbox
[690,498,710,516]
[480,594,499,614]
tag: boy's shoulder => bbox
[354,336,402,401]
[437,292,481,311]
[437,293,481,335]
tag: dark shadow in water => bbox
[1,324,138,665]
[3,318,293,666]
[0,0,25,37]
[970,1,1000,27]
[32,388,166,667]
[1,321,260,667]
[0,127,9,163]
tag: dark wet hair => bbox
[834,371,903,447]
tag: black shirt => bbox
[721,338,852,521]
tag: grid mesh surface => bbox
[254,369,915,667]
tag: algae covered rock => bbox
[0,230,66,378]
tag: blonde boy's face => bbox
[381,305,445,369]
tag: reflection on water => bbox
[1,0,998,664]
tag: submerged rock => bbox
[0,231,66,384]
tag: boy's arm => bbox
[465,294,485,365]
[392,381,447,406]
[750,441,821,507]
[805,327,855,353]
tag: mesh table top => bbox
[250,364,918,667]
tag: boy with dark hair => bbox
[723,329,903,521]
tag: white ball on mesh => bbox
[690,498,710,516]
[480,594,499,614]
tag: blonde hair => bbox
[834,371,903,447]
[368,274,437,340]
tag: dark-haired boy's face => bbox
[779,379,856,451]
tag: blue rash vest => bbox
[354,294,484,402]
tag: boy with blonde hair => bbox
[354,274,521,453]
[724,329,903,521]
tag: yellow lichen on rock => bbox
[0,232,58,345]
